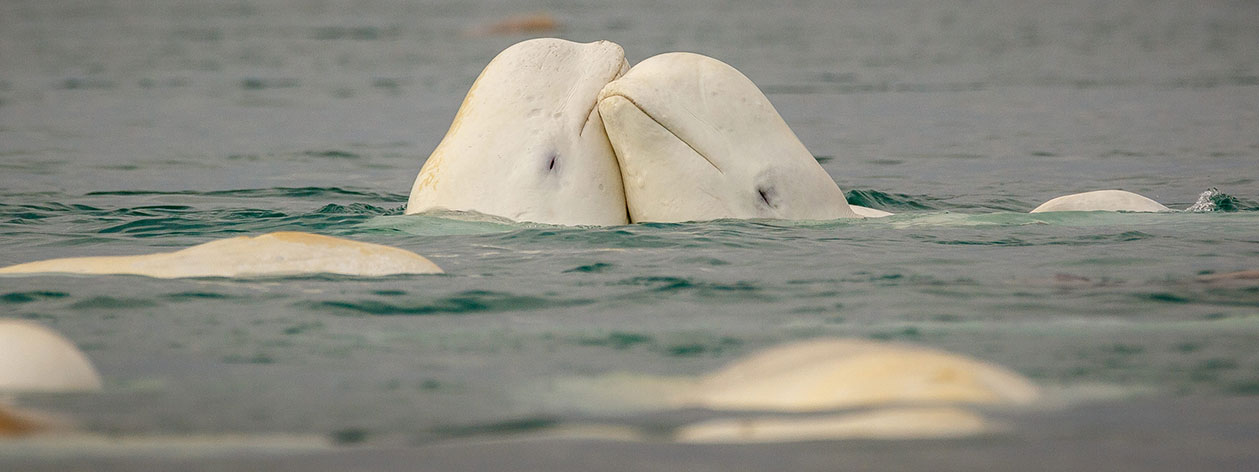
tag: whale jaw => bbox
[598,94,736,223]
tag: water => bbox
[2,0,1258,469]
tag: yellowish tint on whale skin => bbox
[597,52,859,223]
[0,407,43,437]
[666,339,1038,442]
[674,406,993,443]
[406,38,630,226]
[535,338,1039,443]
[0,232,442,278]
[690,338,1039,412]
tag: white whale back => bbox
[0,232,442,278]
[1030,190,1170,213]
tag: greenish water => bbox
[2,0,1258,470]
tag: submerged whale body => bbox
[543,338,1039,443]
[0,232,442,278]
[597,52,861,223]
[691,338,1039,411]
[1030,189,1170,213]
[406,38,631,226]
[0,320,102,393]
[0,320,102,436]
[673,338,1038,443]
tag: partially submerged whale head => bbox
[406,38,631,225]
[597,52,859,223]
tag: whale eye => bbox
[546,153,558,172]
[757,186,777,208]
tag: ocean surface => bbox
[2,0,1258,470]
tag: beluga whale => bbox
[406,38,631,226]
[596,52,864,223]
[0,232,442,278]
[1,320,102,436]
[1030,190,1170,213]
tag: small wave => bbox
[163,291,235,301]
[432,417,560,439]
[845,189,937,211]
[93,207,297,236]
[239,78,300,90]
[309,290,593,316]
[1186,188,1258,212]
[3,202,399,238]
[1,290,69,304]
[564,262,614,273]
[1044,231,1157,246]
[301,150,360,159]
[313,203,399,216]
[84,187,406,201]
[69,296,159,310]
[1135,288,1259,307]
[362,211,522,236]
[613,276,767,299]
[97,217,218,236]
[492,226,707,249]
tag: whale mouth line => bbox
[578,88,609,139]
[601,93,724,175]
[580,59,632,138]
[578,100,600,137]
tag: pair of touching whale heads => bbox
[405,38,1167,225]
[405,38,869,225]
[0,39,1172,279]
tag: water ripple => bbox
[308,290,594,316]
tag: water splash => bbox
[1185,188,1256,212]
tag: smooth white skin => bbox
[406,38,631,225]
[691,338,1039,412]
[675,407,991,443]
[597,52,859,223]
[0,232,442,278]
[1030,190,1170,213]
[0,320,102,393]
[850,205,894,218]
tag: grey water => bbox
[2,0,1258,470]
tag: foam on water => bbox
[1186,188,1259,212]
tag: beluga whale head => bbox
[596,52,860,223]
[406,38,631,225]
